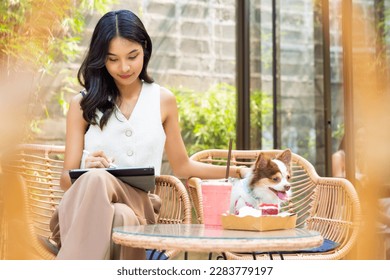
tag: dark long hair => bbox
[78,10,154,128]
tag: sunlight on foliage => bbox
[173,83,272,155]
[0,0,114,73]
[0,0,116,141]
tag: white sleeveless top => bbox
[81,82,166,175]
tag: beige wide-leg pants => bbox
[50,169,161,260]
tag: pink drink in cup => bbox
[201,180,232,226]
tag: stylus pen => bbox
[83,149,117,168]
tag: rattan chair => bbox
[187,149,361,260]
[1,144,191,260]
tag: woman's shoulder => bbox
[157,85,178,122]
[332,149,345,164]
[144,82,173,97]
[69,90,85,105]
[159,86,178,115]
[159,85,176,103]
[333,149,345,158]
[142,82,176,105]
[67,90,88,127]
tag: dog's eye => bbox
[272,177,280,182]
[287,175,291,180]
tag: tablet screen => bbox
[69,167,155,192]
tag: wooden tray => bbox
[221,213,297,231]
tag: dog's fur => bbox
[229,149,292,215]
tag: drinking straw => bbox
[225,138,233,181]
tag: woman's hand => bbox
[236,166,251,179]
[84,150,114,168]
[239,167,251,178]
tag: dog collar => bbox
[242,177,262,200]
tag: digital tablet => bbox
[69,167,155,192]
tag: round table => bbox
[112,224,323,258]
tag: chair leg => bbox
[148,249,156,260]
[157,250,167,260]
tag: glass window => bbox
[140,1,237,157]
[250,0,327,174]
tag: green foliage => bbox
[377,5,390,73]
[0,0,114,73]
[173,83,272,156]
[250,89,272,148]
[173,83,236,155]
[332,122,344,141]
[0,0,116,141]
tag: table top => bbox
[112,224,323,253]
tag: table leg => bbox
[157,250,167,260]
[252,252,257,260]
[148,249,157,260]
[147,249,167,260]
[266,252,284,260]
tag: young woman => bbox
[51,9,245,260]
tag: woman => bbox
[51,9,244,260]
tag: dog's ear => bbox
[254,152,268,171]
[276,149,292,166]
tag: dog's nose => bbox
[284,185,291,191]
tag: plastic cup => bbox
[201,180,232,227]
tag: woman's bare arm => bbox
[161,87,244,180]
[60,94,87,191]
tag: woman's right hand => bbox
[84,150,114,168]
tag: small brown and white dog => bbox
[229,149,292,215]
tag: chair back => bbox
[4,144,191,237]
[154,175,192,224]
[2,144,191,260]
[3,144,65,240]
[190,149,361,259]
